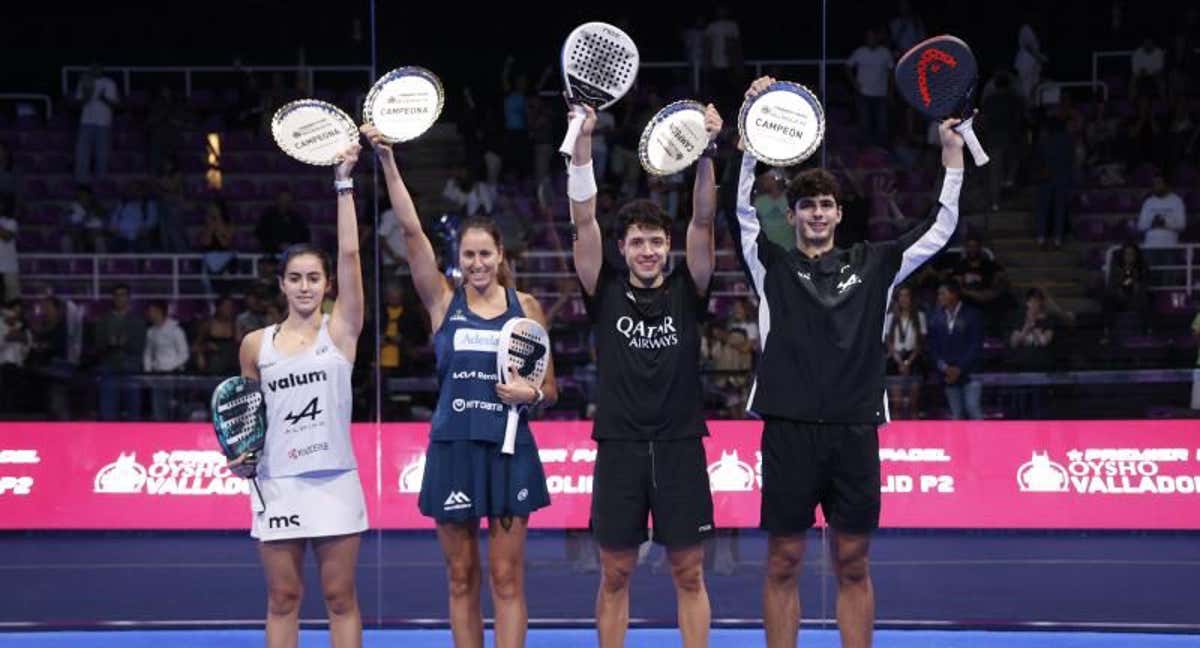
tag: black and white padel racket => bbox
[496,317,550,455]
[558,21,639,159]
[211,376,268,512]
[895,35,989,166]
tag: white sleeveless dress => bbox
[250,318,367,541]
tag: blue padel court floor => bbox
[4,629,1200,647]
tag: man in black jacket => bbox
[731,76,965,648]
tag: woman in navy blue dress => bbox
[363,125,557,648]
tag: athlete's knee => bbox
[765,544,804,586]
[488,557,524,602]
[599,557,634,594]
[669,558,705,595]
[446,558,481,600]
[834,551,870,587]
[322,581,358,616]
[266,582,303,616]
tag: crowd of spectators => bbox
[1,3,1199,421]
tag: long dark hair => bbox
[889,284,919,337]
[273,244,334,333]
[278,243,332,279]
[457,216,513,288]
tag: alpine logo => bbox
[444,490,472,511]
[836,274,862,294]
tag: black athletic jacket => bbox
[730,153,962,424]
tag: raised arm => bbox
[888,118,966,289]
[328,144,365,357]
[727,78,791,300]
[362,125,452,325]
[686,103,722,294]
[566,105,602,296]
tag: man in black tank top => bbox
[566,104,722,648]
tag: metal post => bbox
[819,0,827,169]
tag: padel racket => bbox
[558,22,639,159]
[212,376,267,511]
[895,35,989,166]
[496,317,550,455]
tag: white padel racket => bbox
[496,317,550,455]
[558,22,639,159]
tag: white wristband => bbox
[938,167,963,208]
[567,161,597,202]
[334,178,354,192]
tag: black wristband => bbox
[700,140,719,158]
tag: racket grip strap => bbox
[501,408,519,455]
[954,116,990,166]
[558,106,587,159]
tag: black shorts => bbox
[590,438,714,550]
[760,420,881,535]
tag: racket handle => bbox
[501,407,518,455]
[954,116,990,166]
[558,105,587,159]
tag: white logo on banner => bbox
[0,450,40,464]
[94,451,247,496]
[707,450,756,492]
[1017,451,1069,493]
[94,452,148,493]
[1061,448,1198,495]
[399,453,426,494]
[0,476,34,495]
